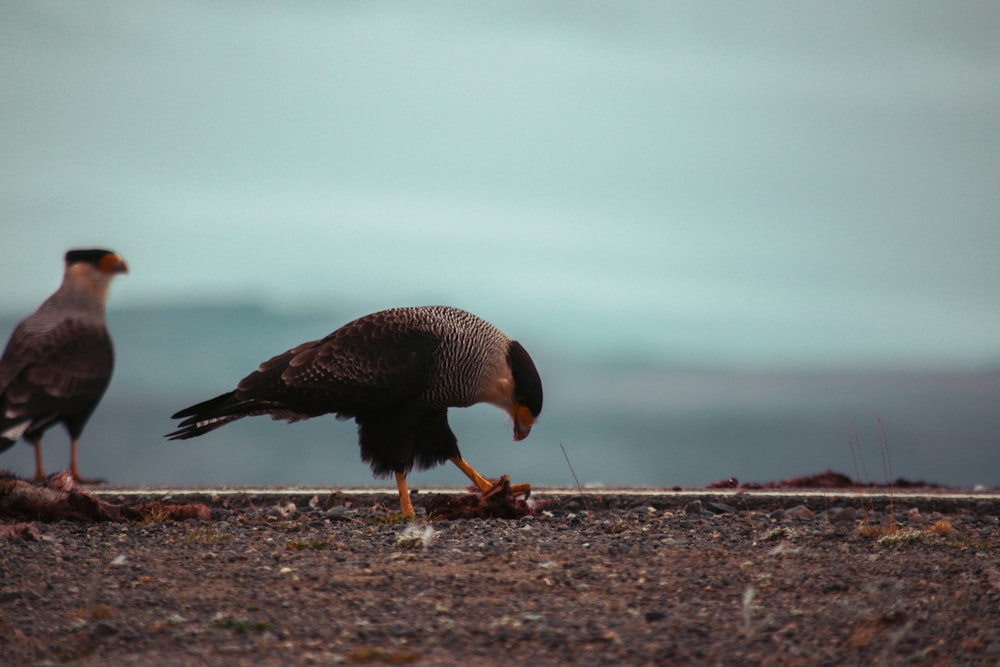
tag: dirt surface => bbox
[3,482,1000,666]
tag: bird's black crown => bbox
[508,341,543,417]
[65,249,117,266]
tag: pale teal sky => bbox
[2,2,998,368]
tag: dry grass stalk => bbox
[560,442,592,517]
[848,414,897,539]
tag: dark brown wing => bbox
[236,311,441,417]
[0,319,114,444]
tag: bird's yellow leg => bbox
[395,471,415,518]
[31,437,45,481]
[449,456,495,494]
[69,439,104,484]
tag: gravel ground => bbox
[2,486,1000,666]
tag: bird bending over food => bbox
[1,248,128,482]
[167,306,543,517]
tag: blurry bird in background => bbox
[0,249,128,482]
[168,306,543,517]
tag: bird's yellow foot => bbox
[70,440,104,484]
[70,469,105,485]
[483,476,531,501]
[508,482,532,499]
[71,473,105,485]
[449,456,531,500]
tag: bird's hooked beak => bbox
[511,403,535,441]
[98,253,128,275]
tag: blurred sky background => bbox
[1,2,998,488]
[3,0,998,368]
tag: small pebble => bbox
[684,500,704,515]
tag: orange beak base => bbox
[511,403,535,442]
[99,253,129,275]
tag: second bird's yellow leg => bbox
[395,471,415,518]
[31,437,45,481]
[69,438,104,484]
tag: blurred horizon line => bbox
[3,299,996,374]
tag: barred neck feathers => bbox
[408,307,511,408]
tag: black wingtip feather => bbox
[166,391,241,440]
[170,392,237,420]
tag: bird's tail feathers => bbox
[166,391,250,440]
[0,417,32,453]
[166,391,308,440]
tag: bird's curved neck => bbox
[41,265,113,320]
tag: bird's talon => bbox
[482,475,510,500]
[509,482,532,499]
[481,476,531,501]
